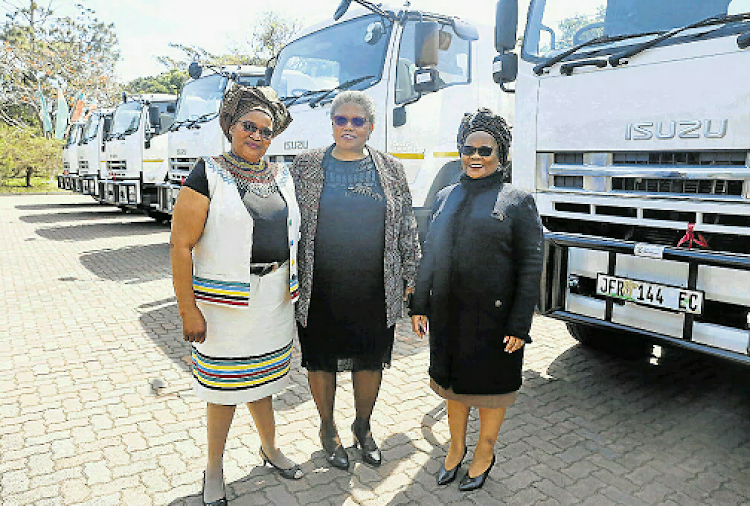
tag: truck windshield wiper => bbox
[533,34,644,75]
[281,89,327,107]
[168,119,189,132]
[609,12,750,66]
[186,113,216,129]
[309,75,376,108]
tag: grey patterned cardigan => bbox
[290,146,421,328]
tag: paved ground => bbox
[2,193,750,506]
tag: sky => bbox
[1,0,530,82]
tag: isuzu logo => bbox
[176,149,187,155]
[284,140,308,150]
[626,119,727,140]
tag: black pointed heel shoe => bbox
[458,454,496,492]
[352,420,382,467]
[437,447,467,486]
[259,448,304,480]
[320,431,350,470]
[202,471,227,506]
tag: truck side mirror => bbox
[415,21,439,68]
[188,62,202,79]
[264,67,274,86]
[334,0,353,21]
[493,53,518,84]
[495,0,519,53]
[148,105,161,134]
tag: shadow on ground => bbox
[15,201,105,211]
[20,209,143,224]
[79,243,171,283]
[35,220,168,241]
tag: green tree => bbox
[0,1,121,131]
[0,123,62,186]
[557,5,606,49]
[125,68,187,95]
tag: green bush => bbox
[0,126,62,187]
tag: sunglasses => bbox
[238,120,273,140]
[332,115,368,128]
[460,145,495,157]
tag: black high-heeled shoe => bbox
[437,447,467,486]
[259,448,304,480]
[458,454,496,492]
[352,419,382,467]
[320,430,350,470]
[202,471,227,506]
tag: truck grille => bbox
[612,178,744,196]
[612,150,746,166]
[63,162,70,170]
[79,161,89,172]
[107,160,127,171]
[169,157,197,183]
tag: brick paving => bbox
[2,193,750,506]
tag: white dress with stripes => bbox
[190,157,300,405]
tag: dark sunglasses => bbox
[238,120,273,140]
[332,115,368,128]
[460,145,495,157]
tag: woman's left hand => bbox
[504,335,525,353]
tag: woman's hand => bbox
[504,335,525,353]
[411,315,428,339]
[181,306,207,343]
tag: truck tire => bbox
[566,323,651,359]
[147,210,171,224]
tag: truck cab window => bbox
[395,21,470,104]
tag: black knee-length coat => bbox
[411,171,543,395]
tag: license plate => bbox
[596,274,703,315]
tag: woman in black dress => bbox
[290,91,420,470]
[410,108,543,491]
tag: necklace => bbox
[218,153,279,198]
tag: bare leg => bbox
[444,399,470,470]
[468,407,507,477]
[246,396,294,469]
[352,369,382,431]
[204,403,235,502]
[307,371,340,447]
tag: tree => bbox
[0,1,121,131]
[0,123,61,185]
[557,5,607,49]
[155,11,300,71]
[125,69,187,95]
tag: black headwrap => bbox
[219,84,292,141]
[456,108,512,164]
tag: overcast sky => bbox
[1,0,532,82]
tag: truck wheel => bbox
[147,210,171,224]
[566,323,651,359]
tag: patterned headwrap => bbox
[456,108,512,164]
[219,84,292,141]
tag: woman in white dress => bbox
[170,85,301,506]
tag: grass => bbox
[0,176,64,194]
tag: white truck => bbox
[99,94,176,218]
[493,0,750,364]
[57,121,85,191]
[155,65,266,215]
[73,109,113,200]
[265,0,512,234]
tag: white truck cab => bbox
[58,122,85,191]
[494,0,750,365]
[99,94,176,217]
[75,109,113,200]
[266,0,513,235]
[156,65,266,215]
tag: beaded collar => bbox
[217,152,278,198]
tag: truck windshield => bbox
[270,14,391,103]
[110,102,142,137]
[523,0,749,60]
[82,113,100,142]
[64,125,81,148]
[174,74,228,123]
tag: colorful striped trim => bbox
[192,342,292,391]
[193,276,254,307]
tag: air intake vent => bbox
[554,153,584,164]
[612,178,743,196]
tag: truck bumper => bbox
[156,183,181,215]
[541,232,750,366]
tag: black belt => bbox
[249,261,283,277]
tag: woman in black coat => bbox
[410,108,543,492]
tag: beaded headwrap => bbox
[219,84,292,141]
[456,108,512,164]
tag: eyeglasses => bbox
[460,145,495,157]
[238,121,273,140]
[332,115,368,128]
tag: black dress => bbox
[297,149,394,372]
